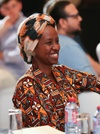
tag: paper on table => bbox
[13,125,65,134]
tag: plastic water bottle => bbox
[93,106,100,134]
[65,97,79,134]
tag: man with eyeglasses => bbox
[45,0,100,78]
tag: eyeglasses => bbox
[66,13,80,19]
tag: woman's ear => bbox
[32,51,36,57]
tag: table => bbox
[0,126,94,134]
[13,126,64,134]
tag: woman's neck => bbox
[32,60,52,77]
[32,61,57,83]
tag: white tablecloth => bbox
[13,126,64,134]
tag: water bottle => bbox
[65,97,79,134]
[93,106,100,134]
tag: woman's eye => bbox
[56,39,59,44]
[46,42,52,45]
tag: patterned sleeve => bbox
[62,65,100,94]
[12,76,55,128]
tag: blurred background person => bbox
[0,0,29,81]
[43,0,100,62]
[44,0,100,78]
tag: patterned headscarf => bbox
[17,13,57,64]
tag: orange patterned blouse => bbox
[12,64,100,131]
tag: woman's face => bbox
[34,25,60,66]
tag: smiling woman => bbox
[34,25,60,66]
[12,13,100,132]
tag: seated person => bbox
[45,0,100,78]
[12,13,100,132]
[0,0,29,80]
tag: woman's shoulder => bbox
[16,74,33,87]
[16,68,34,85]
[54,64,77,73]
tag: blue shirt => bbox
[58,34,97,76]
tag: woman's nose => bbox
[52,43,60,50]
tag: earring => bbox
[32,51,36,57]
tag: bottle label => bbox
[98,118,100,125]
[72,110,77,124]
[65,109,77,124]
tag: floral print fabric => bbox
[12,65,100,131]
